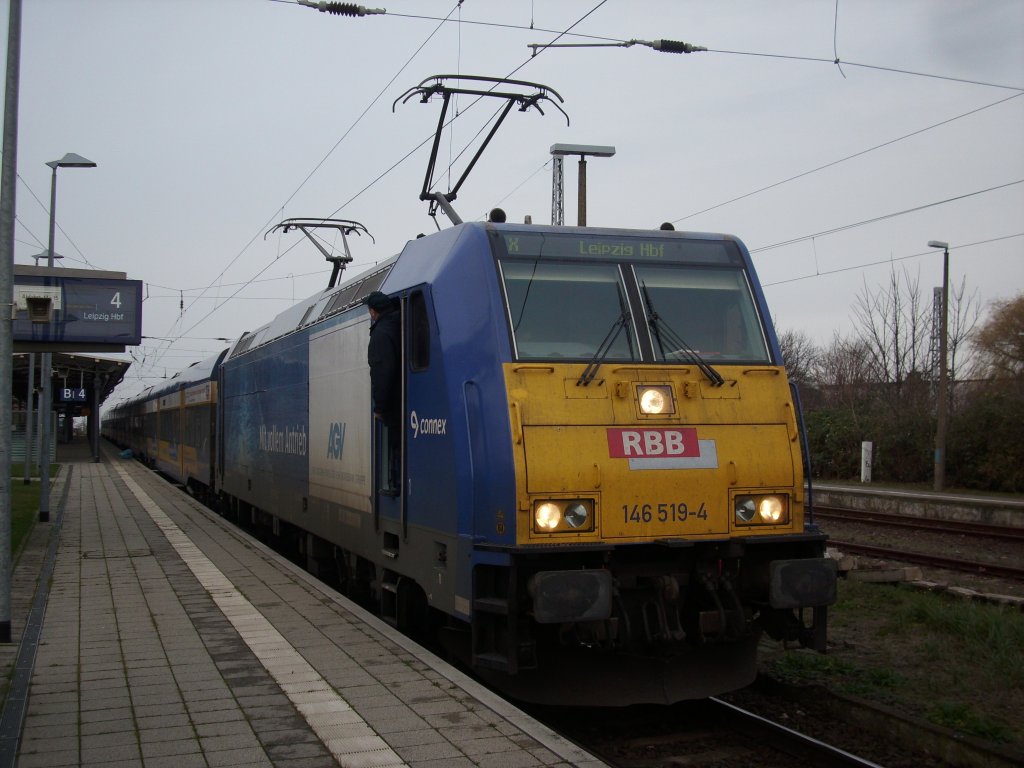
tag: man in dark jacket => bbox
[364,291,401,490]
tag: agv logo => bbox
[607,427,718,470]
[327,422,346,460]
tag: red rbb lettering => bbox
[607,428,698,458]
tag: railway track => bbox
[816,504,1024,581]
[827,540,1024,579]
[815,505,1024,541]
[527,697,891,768]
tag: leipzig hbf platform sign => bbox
[13,266,143,353]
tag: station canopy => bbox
[11,352,130,410]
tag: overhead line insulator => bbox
[649,39,707,54]
[297,1,386,16]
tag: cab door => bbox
[373,298,404,543]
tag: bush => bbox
[948,387,1024,492]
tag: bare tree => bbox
[814,333,875,408]
[851,268,929,394]
[777,329,819,390]
[946,276,981,392]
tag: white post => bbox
[860,441,873,483]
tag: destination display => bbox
[13,276,143,346]
[497,231,741,265]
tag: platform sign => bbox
[13,275,143,349]
[60,387,88,402]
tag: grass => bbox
[0,471,44,704]
[763,579,1024,745]
[8,478,41,559]
[8,463,58,479]
[6,462,56,559]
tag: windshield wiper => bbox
[578,312,629,387]
[642,283,725,387]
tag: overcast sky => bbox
[6,0,1023,401]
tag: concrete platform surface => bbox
[0,444,605,768]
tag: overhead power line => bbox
[146,0,464,372]
[704,48,1024,92]
[671,92,1024,225]
[141,1,610,382]
[763,233,1024,288]
[750,180,1024,254]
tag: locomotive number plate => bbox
[621,502,708,525]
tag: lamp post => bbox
[550,144,616,226]
[38,153,95,523]
[928,240,950,492]
[31,247,63,266]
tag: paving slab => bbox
[0,445,606,767]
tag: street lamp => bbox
[928,240,950,492]
[30,248,63,266]
[38,153,96,523]
[550,144,616,226]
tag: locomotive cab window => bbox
[500,261,637,362]
[409,290,430,371]
[635,266,770,363]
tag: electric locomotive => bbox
[158,221,831,705]
[105,76,836,705]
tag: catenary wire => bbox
[749,180,1023,254]
[670,92,1024,225]
[380,10,1023,92]
[136,2,1015,384]
[140,1,610,387]
[146,1,465,371]
[762,233,1024,288]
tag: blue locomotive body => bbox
[105,221,836,705]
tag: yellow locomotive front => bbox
[507,362,805,546]
[478,226,836,704]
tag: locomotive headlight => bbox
[535,503,561,530]
[736,498,757,523]
[564,502,589,529]
[532,499,595,533]
[638,385,674,415]
[758,496,784,523]
[734,494,789,526]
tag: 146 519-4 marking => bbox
[623,502,708,524]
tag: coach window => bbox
[410,290,430,371]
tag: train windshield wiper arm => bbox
[577,312,628,387]
[642,284,724,386]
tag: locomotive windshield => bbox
[501,261,638,361]
[495,230,771,364]
[636,265,770,363]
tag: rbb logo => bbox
[327,422,346,460]
[607,428,699,458]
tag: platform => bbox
[0,441,605,767]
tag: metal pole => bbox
[934,247,949,491]
[39,166,58,523]
[23,352,34,483]
[92,378,103,463]
[0,0,24,645]
[551,155,564,226]
[577,156,587,226]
